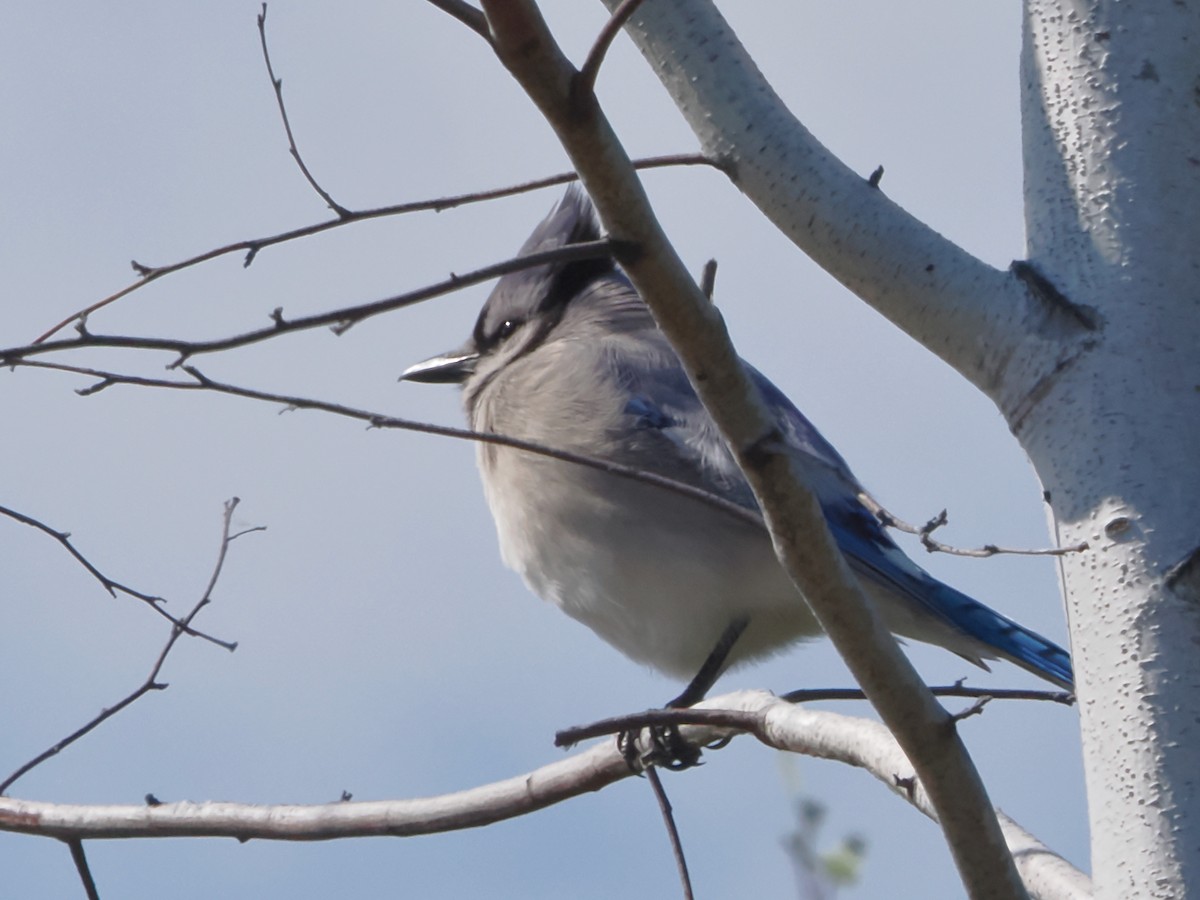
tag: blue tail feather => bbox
[827,498,1074,690]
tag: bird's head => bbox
[400,187,619,401]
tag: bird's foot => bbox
[618,723,703,772]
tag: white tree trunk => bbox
[606,0,1200,895]
[1021,3,1200,896]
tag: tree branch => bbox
[476,4,1029,897]
[32,154,716,344]
[9,359,768,530]
[556,685,1073,746]
[575,0,646,98]
[0,501,255,796]
[597,0,1095,402]
[644,768,694,900]
[0,504,236,649]
[861,499,1090,560]
[65,839,100,900]
[425,0,491,42]
[7,242,616,365]
[257,4,350,217]
[0,691,1089,900]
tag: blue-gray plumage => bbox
[402,188,1073,692]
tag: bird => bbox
[401,188,1073,703]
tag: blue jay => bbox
[402,188,1073,701]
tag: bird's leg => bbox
[667,615,750,709]
[622,616,750,771]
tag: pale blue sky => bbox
[1,3,1085,897]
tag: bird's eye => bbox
[497,319,519,339]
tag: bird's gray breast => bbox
[466,336,819,677]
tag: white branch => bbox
[0,691,1089,899]
[598,0,1089,401]
[738,693,1091,900]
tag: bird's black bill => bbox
[399,351,478,385]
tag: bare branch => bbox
[0,501,256,795]
[258,4,350,216]
[21,357,1085,630]
[65,839,100,900]
[863,498,1090,559]
[950,696,994,724]
[426,0,491,42]
[555,684,1073,748]
[778,684,1072,706]
[9,241,615,365]
[602,0,1084,400]
[32,154,716,345]
[699,259,717,300]
[10,359,764,530]
[644,768,694,900]
[0,692,1090,899]
[0,504,236,650]
[576,0,646,99]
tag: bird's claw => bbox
[618,724,703,772]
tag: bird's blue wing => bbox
[618,357,858,508]
[759,370,1073,688]
[619,354,1073,690]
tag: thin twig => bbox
[644,767,694,900]
[699,259,717,301]
[0,500,259,795]
[778,684,1074,705]
[258,5,350,216]
[862,496,1090,559]
[576,0,646,99]
[555,685,1074,748]
[0,504,236,650]
[32,154,716,345]
[9,356,1102,610]
[10,241,617,365]
[426,0,491,42]
[11,359,766,531]
[65,839,100,900]
[950,696,993,724]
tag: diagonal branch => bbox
[644,768,694,900]
[32,154,716,344]
[0,504,236,649]
[9,357,1097,658]
[0,501,256,796]
[258,4,350,217]
[8,241,616,365]
[426,0,491,42]
[597,0,1095,402]
[65,839,100,900]
[10,359,765,529]
[575,0,647,98]
[477,3,1029,897]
